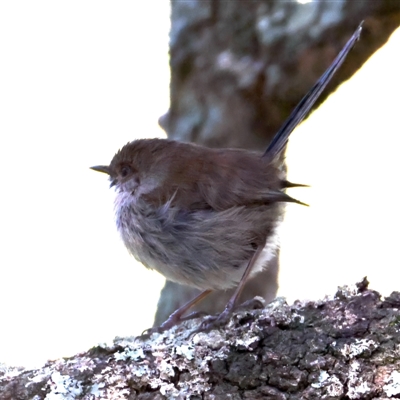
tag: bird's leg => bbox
[222,243,266,314]
[142,289,212,335]
[198,243,267,331]
[143,245,266,336]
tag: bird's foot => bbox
[193,296,265,334]
[141,310,209,337]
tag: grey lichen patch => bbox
[383,370,400,398]
[311,371,344,397]
[45,371,83,399]
[333,338,379,360]
[0,363,26,379]
[109,325,232,398]
[334,277,370,301]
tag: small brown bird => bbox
[92,24,362,332]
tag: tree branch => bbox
[2,279,400,399]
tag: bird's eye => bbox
[120,165,131,178]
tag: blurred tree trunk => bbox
[154,0,400,326]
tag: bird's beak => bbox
[90,165,111,175]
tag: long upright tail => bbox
[263,23,362,160]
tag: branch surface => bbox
[2,280,400,399]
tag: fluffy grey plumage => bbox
[111,141,287,290]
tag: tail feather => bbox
[263,23,362,160]
[266,190,309,207]
[281,180,310,189]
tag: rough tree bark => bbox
[2,280,400,399]
[154,0,400,327]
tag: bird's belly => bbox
[115,195,282,290]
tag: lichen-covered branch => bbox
[2,280,400,399]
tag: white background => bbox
[1,2,399,368]
[0,1,169,368]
